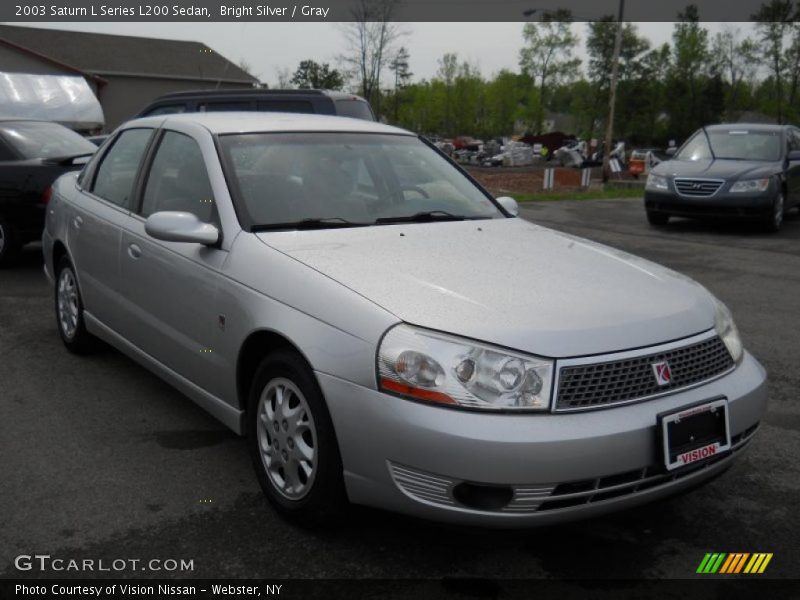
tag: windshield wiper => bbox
[375,210,473,225]
[251,217,370,231]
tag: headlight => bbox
[646,173,668,191]
[713,298,743,364]
[377,324,553,410]
[730,178,770,193]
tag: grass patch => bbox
[502,187,644,203]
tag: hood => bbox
[257,219,715,358]
[653,158,780,180]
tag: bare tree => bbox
[340,0,403,117]
[752,0,795,123]
[389,46,412,121]
[275,66,292,89]
[710,26,759,117]
[518,10,581,134]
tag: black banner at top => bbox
[0,0,785,22]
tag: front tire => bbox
[646,209,670,226]
[247,350,346,525]
[55,257,99,354]
[763,191,784,233]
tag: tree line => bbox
[283,0,800,146]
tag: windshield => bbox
[218,132,503,229]
[0,120,97,160]
[675,129,782,161]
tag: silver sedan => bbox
[43,113,767,526]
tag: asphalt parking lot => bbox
[1,198,799,581]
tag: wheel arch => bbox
[52,239,69,268]
[236,329,319,414]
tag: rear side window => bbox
[788,129,800,152]
[144,104,187,116]
[199,102,253,112]
[91,128,153,209]
[256,100,315,114]
[140,131,216,223]
[334,99,375,121]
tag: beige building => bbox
[0,25,258,131]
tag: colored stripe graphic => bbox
[696,553,713,574]
[744,553,773,574]
[698,552,772,574]
[697,553,727,573]
[719,553,748,573]
[719,554,736,574]
[733,553,750,573]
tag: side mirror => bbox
[665,147,677,156]
[496,195,519,217]
[145,211,219,245]
[787,149,800,162]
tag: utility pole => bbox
[602,0,625,183]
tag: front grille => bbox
[674,178,724,197]
[555,336,734,411]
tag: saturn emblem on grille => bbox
[652,361,672,386]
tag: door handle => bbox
[127,243,142,259]
[72,216,83,229]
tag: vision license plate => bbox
[659,398,731,471]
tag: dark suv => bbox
[137,89,375,121]
[644,124,800,232]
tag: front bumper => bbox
[319,351,767,526]
[645,190,773,219]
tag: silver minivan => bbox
[43,113,767,526]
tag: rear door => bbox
[117,129,227,396]
[69,127,154,332]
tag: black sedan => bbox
[644,124,800,232]
[0,120,97,265]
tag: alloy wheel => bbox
[256,377,318,500]
[57,268,79,340]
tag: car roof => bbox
[151,88,369,102]
[154,88,327,99]
[129,111,413,136]
[705,123,789,132]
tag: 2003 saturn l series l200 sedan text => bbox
[42,113,767,526]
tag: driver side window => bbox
[140,131,217,223]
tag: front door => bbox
[117,130,227,398]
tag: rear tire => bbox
[247,350,347,525]
[55,256,99,354]
[0,215,21,267]
[646,210,670,226]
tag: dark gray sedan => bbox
[644,124,800,232]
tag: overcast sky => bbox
[12,21,757,86]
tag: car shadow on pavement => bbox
[652,208,800,238]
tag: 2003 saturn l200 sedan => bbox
[43,113,767,526]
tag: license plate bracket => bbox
[658,397,731,471]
